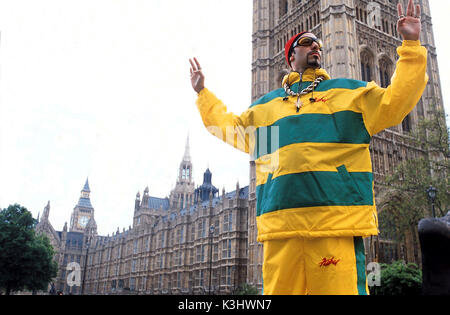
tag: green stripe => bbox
[250,88,286,109]
[256,166,374,216]
[354,236,368,295]
[249,79,368,108]
[252,111,371,160]
[316,79,367,92]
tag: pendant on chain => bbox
[296,96,302,113]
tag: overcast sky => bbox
[0,0,448,236]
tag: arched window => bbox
[279,0,288,17]
[360,50,374,82]
[379,57,393,88]
[402,114,411,133]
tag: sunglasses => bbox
[292,36,323,51]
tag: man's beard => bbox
[307,57,321,69]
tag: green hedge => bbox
[370,261,422,295]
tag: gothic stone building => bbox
[247,0,445,291]
[36,139,250,295]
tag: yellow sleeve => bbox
[196,88,255,154]
[359,40,429,136]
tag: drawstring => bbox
[296,72,303,112]
[310,71,317,103]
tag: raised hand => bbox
[397,0,421,41]
[189,57,205,94]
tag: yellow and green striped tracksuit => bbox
[196,40,428,243]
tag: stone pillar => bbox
[320,0,358,78]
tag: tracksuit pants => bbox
[262,236,370,295]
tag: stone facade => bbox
[248,0,445,291]
[36,138,250,295]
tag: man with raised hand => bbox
[189,0,427,295]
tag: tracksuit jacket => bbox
[196,40,428,242]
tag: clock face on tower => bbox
[79,215,89,228]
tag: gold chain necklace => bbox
[283,75,324,112]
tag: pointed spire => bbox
[62,223,67,241]
[86,217,97,229]
[77,178,93,209]
[203,168,212,184]
[183,134,191,162]
[42,201,50,221]
[135,191,141,211]
[82,177,90,192]
[141,187,149,207]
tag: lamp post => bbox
[49,282,56,295]
[426,185,437,218]
[208,224,215,295]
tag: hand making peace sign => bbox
[189,57,205,94]
[397,0,422,41]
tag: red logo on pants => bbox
[319,257,340,267]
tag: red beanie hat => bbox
[285,31,308,67]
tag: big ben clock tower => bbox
[70,178,96,233]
